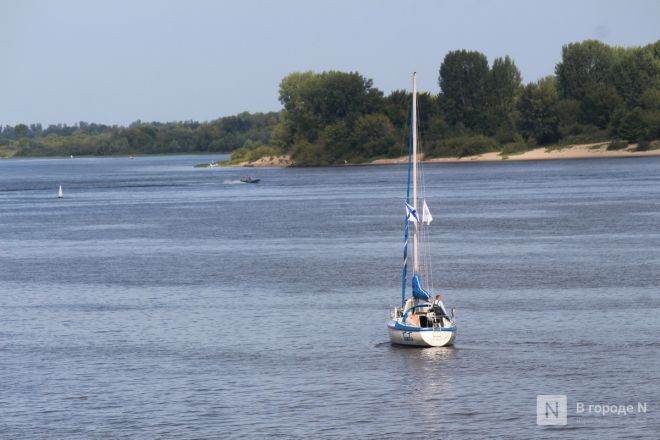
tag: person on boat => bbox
[433,294,449,325]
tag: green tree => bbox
[556,99,588,140]
[610,107,645,142]
[439,50,489,129]
[556,40,615,101]
[289,139,326,166]
[640,87,660,139]
[350,113,396,159]
[486,55,522,137]
[15,124,29,139]
[382,90,442,143]
[610,44,660,108]
[488,56,522,115]
[518,76,560,144]
[382,89,410,142]
[319,120,352,160]
[278,70,383,144]
[580,83,623,128]
[382,90,409,129]
[416,92,441,134]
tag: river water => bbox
[1,155,658,439]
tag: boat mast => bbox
[411,72,419,274]
[401,73,416,308]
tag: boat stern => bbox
[387,320,456,347]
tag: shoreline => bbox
[229,142,660,167]
[371,142,660,165]
[10,143,657,166]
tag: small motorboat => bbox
[240,176,260,184]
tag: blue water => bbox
[1,155,659,438]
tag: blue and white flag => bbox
[405,202,419,223]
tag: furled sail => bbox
[411,274,431,301]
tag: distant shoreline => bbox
[211,142,660,168]
[6,143,659,166]
[1,152,230,161]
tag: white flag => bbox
[422,200,433,225]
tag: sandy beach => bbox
[236,155,293,167]
[233,142,660,167]
[370,142,660,164]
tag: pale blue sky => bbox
[1,0,659,126]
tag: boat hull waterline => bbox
[388,320,456,347]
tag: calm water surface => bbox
[1,155,659,439]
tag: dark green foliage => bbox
[275,70,395,164]
[609,107,646,142]
[439,50,489,130]
[486,56,522,135]
[638,88,660,140]
[559,126,609,146]
[637,140,651,151]
[350,114,397,160]
[556,99,581,131]
[500,135,530,155]
[610,45,660,108]
[556,40,615,101]
[607,140,628,150]
[554,39,660,140]
[580,84,623,128]
[6,112,280,157]
[416,92,442,136]
[517,76,560,145]
[426,135,499,158]
[14,124,29,139]
[277,71,382,144]
[289,140,328,166]
[382,90,411,140]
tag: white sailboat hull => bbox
[388,320,456,347]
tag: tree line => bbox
[2,39,658,163]
[272,39,659,164]
[0,112,279,157]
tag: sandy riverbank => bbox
[229,142,660,167]
[370,142,660,164]
[236,155,293,167]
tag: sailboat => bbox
[57,185,64,199]
[387,73,457,347]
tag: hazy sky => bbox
[1,0,659,126]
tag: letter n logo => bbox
[537,395,567,426]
